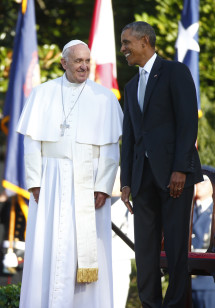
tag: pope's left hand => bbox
[167,171,186,198]
[94,192,108,209]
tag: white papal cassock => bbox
[17,74,123,308]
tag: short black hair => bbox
[122,21,156,48]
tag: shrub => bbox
[0,283,21,308]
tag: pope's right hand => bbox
[31,187,40,204]
[121,186,133,214]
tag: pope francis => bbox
[17,40,123,308]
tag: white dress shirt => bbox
[137,53,157,102]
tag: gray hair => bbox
[62,48,71,60]
[122,21,156,48]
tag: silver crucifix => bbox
[60,120,70,136]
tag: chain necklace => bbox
[60,74,87,136]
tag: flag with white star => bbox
[175,0,201,113]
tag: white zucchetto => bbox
[62,40,88,54]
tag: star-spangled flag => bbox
[88,0,120,99]
[175,0,201,114]
[1,0,40,208]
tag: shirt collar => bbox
[139,53,157,75]
[63,73,85,88]
[196,197,213,213]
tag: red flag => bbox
[89,0,120,99]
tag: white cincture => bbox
[138,68,147,112]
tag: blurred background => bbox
[0,0,214,307]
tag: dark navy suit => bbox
[121,55,203,308]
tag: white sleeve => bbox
[94,142,120,196]
[24,135,42,190]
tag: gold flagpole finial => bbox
[198,109,203,118]
[22,0,28,14]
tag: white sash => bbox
[73,143,98,282]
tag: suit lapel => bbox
[142,56,163,116]
[127,74,142,122]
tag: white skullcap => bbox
[62,40,88,54]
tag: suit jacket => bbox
[121,55,203,197]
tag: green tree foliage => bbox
[0,283,21,308]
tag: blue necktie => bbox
[138,69,146,112]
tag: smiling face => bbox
[61,44,90,83]
[120,28,145,67]
[121,28,155,68]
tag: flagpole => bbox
[2,196,18,273]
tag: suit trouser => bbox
[132,158,194,308]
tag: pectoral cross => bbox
[60,120,70,136]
